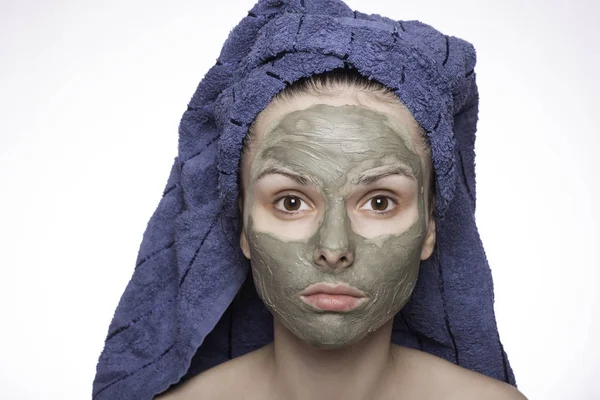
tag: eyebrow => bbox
[255,166,311,186]
[355,165,415,186]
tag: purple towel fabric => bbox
[92,1,515,398]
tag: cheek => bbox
[250,199,321,241]
[247,232,313,289]
[248,235,317,320]
[359,248,418,287]
[350,200,420,239]
[357,228,424,302]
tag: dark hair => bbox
[239,67,435,215]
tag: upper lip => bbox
[300,283,366,297]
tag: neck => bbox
[266,319,396,400]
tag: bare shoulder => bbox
[154,344,273,400]
[391,346,527,400]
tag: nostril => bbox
[314,248,354,269]
[339,252,354,267]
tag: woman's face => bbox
[239,90,436,349]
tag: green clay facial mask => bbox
[243,104,430,349]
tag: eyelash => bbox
[271,193,400,216]
[359,194,400,216]
[272,193,311,216]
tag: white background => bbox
[1,0,598,398]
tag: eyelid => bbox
[272,190,315,206]
[271,192,315,216]
[357,189,400,205]
[357,192,400,215]
[258,175,321,201]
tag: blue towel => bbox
[93,1,516,398]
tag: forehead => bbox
[243,90,426,187]
[256,104,421,184]
[253,90,422,147]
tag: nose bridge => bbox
[313,197,355,270]
[318,198,351,251]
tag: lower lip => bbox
[301,294,365,311]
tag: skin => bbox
[155,89,527,400]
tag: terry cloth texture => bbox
[93,0,515,398]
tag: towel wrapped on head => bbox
[92,1,515,398]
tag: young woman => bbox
[93,1,526,399]
[155,70,526,399]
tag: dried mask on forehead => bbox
[242,104,431,348]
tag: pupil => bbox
[372,196,388,211]
[284,196,300,211]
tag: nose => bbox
[313,247,354,269]
[313,200,354,269]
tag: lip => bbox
[300,283,367,312]
[300,282,366,297]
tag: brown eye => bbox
[274,194,311,215]
[283,196,301,211]
[359,195,397,215]
[370,196,389,211]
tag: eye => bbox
[274,195,311,214]
[359,195,398,214]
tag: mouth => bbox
[299,282,367,312]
